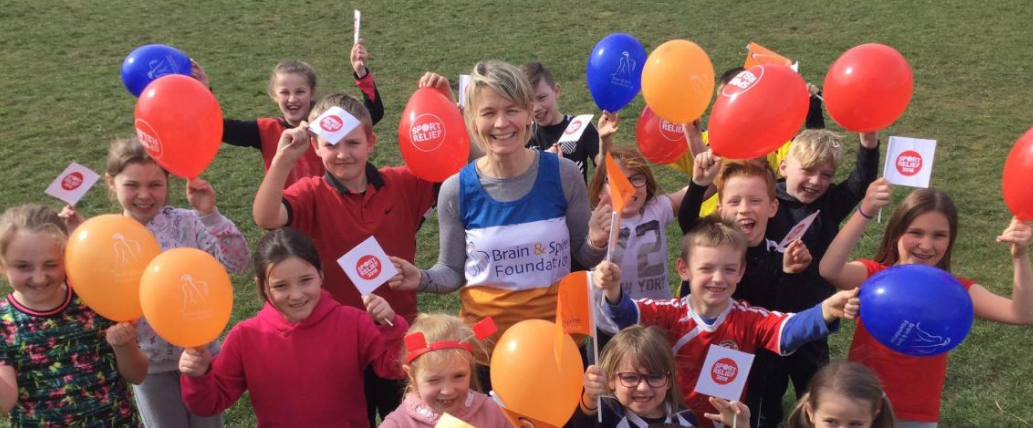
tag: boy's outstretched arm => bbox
[253,125,310,229]
[778,288,858,354]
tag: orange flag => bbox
[555,271,591,365]
[605,152,636,212]
[744,42,793,69]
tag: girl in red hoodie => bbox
[177,227,407,428]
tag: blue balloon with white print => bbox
[858,264,974,357]
[586,33,646,112]
[120,44,192,97]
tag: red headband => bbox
[404,317,496,364]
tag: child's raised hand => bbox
[387,256,421,291]
[105,321,138,347]
[190,59,210,89]
[821,288,861,322]
[806,83,821,97]
[58,204,84,231]
[593,261,622,304]
[545,144,564,158]
[583,364,607,403]
[860,178,892,218]
[588,196,613,250]
[782,239,812,274]
[275,123,312,163]
[362,294,396,325]
[186,178,216,216]
[598,111,620,140]
[351,40,369,78]
[859,131,879,149]
[418,72,455,103]
[178,347,212,377]
[997,217,1032,257]
[692,149,722,187]
[705,397,751,428]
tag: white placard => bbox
[308,106,362,145]
[337,236,399,296]
[353,10,362,45]
[557,114,594,153]
[883,136,936,188]
[457,74,471,108]
[777,210,820,251]
[45,163,100,206]
[693,344,755,402]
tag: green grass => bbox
[1,0,1032,426]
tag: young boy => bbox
[252,93,435,426]
[745,129,879,428]
[521,62,603,182]
[594,216,859,428]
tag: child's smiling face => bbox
[409,355,472,416]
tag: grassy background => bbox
[1,0,1032,426]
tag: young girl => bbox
[380,313,509,427]
[785,362,895,428]
[178,227,407,428]
[576,325,749,428]
[94,136,250,427]
[819,179,1033,426]
[0,204,148,427]
[192,40,385,189]
[587,146,687,301]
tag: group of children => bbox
[0,36,1030,428]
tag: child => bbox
[192,40,385,189]
[785,362,895,428]
[252,91,436,423]
[102,136,251,428]
[179,227,406,428]
[0,204,148,427]
[522,62,602,182]
[819,181,1033,426]
[747,128,880,427]
[587,146,687,300]
[575,325,750,428]
[595,216,860,428]
[380,313,510,427]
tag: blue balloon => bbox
[120,44,192,97]
[586,33,646,112]
[858,264,974,357]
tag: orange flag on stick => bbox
[604,153,635,262]
[744,42,793,69]
[555,271,592,366]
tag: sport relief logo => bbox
[609,51,638,89]
[135,119,164,158]
[564,119,584,135]
[61,172,85,191]
[356,255,382,280]
[320,115,344,133]
[721,68,764,98]
[409,114,446,152]
[710,357,738,385]
[895,150,923,177]
[659,119,684,142]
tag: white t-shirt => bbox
[610,194,675,301]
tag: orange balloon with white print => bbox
[491,319,582,427]
[139,248,233,348]
[65,215,161,321]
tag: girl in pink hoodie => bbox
[380,314,512,428]
[177,227,407,428]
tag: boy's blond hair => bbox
[679,215,748,261]
[308,93,374,137]
[788,129,843,169]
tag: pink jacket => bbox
[180,289,406,428]
[380,391,514,428]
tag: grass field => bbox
[1,0,1032,426]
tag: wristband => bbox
[580,393,598,411]
[857,206,874,219]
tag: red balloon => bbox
[824,43,913,132]
[636,106,688,164]
[708,64,809,160]
[1003,127,1033,221]
[398,88,470,182]
[134,75,223,179]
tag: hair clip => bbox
[404,317,497,364]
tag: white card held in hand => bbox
[309,106,362,146]
[337,236,399,296]
[353,10,362,45]
[45,163,100,206]
[694,344,755,402]
[458,74,471,108]
[883,136,936,188]
[777,210,820,251]
[557,114,594,153]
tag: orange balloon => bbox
[65,215,160,321]
[491,319,582,426]
[641,40,715,124]
[139,248,233,348]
